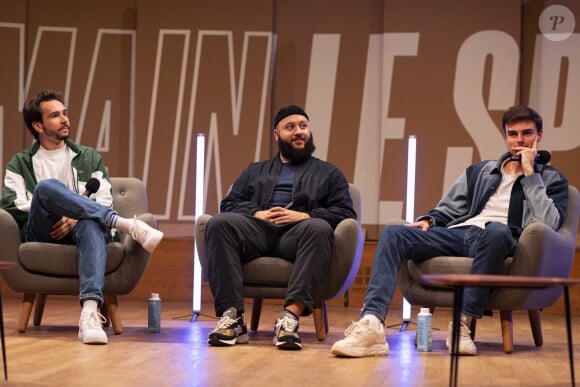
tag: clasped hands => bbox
[254,207,309,224]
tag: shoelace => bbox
[215,315,237,329]
[278,315,298,332]
[130,215,147,241]
[344,321,369,337]
[81,312,107,328]
[458,322,472,337]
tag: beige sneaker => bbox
[130,217,164,253]
[331,320,389,357]
[445,321,477,355]
[78,312,108,344]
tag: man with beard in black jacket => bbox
[204,105,356,350]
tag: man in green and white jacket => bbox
[0,89,163,344]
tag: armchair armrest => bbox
[509,222,576,278]
[105,212,158,294]
[0,208,22,264]
[194,214,213,278]
[322,218,364,299]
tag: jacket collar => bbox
[29,138,81,156]
[491,152,513,174]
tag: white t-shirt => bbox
[32,145,77,190]
[450,170,522,229]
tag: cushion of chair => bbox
[408,256,513,283]
[242,257,294,286]
[18,242,125,276]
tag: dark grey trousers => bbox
[205,212,334,317]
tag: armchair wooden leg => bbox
[18,293,36,333]
[322,300,329,334]
[500,310,514,354]
[33,294,47,327]
[250,299,263,332]
[528,309,543,347]
[104,295,123,335]
[313,302,326,341]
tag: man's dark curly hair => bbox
[23,89,65,140]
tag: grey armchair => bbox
[397,185,580,353]
[0,177,158,335]
[194,183,364,341]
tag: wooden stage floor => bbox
[0,297,577,386]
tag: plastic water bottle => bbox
[148,293,161,333]
[417,307,432,352]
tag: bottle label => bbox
[417,314,433,352]
[148,299,161,333]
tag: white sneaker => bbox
[78,312,108,344]
[130,217,164,253]
[331,320,389,357]
[445,321,477,355]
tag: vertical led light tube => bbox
[402,135,416,323]
[192,133,205,317]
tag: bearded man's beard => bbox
[278,134,316,163]
[44,125,70,142]
[57,131,70,141]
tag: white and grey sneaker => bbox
[208,308,249,346]
[273,310,301,350]
[130,216,164,253]
[331,319,389,357]
[78,312,108,344]
[445,320,477,355]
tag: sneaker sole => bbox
[208,333,249,346]
[143,229,164,253]
[445,338,477,356]
[275,341,302,350]
[273,337,302,350]
[78,332,108,344]
[331,344,389,357]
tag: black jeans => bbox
[205,212,334,317]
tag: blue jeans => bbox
[27,179,116,306]
[362,222,517,321]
